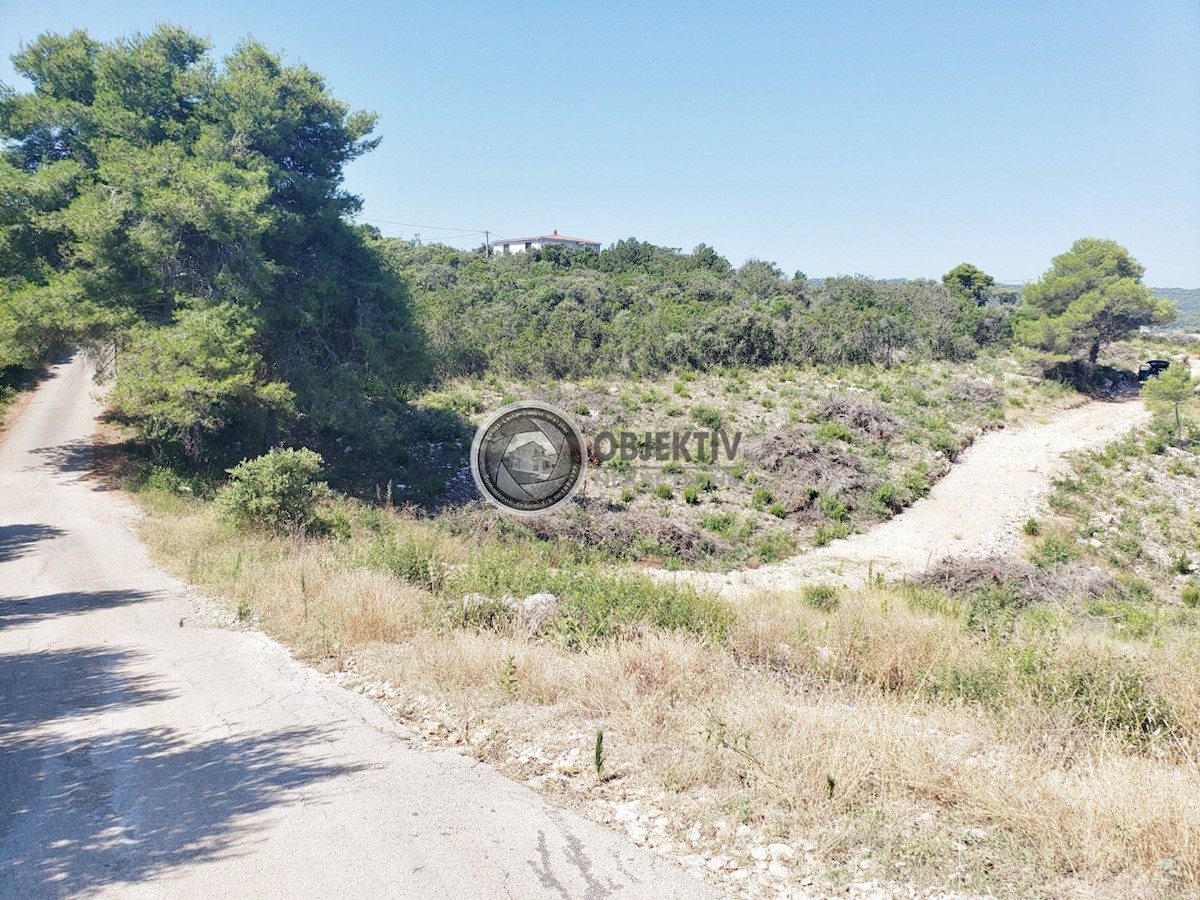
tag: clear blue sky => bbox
[3,0,1198,285]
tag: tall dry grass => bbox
[137,491,1200,896]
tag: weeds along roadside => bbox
[119,450,1200,897]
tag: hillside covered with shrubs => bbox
[378,238,1008,380]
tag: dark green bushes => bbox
[215,448,330,533]
[381,241,1009,381]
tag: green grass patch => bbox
[801,583,839,611]
[1030,530,1080,568]
[813,521,852,546]
[754,529,796,563]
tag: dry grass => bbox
[913,554,1114,601]
[0,373,43,447]
[130,482,1200,898]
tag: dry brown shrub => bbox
[817,393,900,441]
[450,502,730,563]
[748,429,875,514]
[945,378,1002,406]
[913,555,1115,601]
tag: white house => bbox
[489,229,600,255]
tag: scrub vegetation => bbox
[6,23,1199,898]
[111,418,1200,897]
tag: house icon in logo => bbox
[505,435,557,477]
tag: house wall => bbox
[494,239,599,255]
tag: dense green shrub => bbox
[107,304,294,462]
[2,28,427,466]
[215,448,330,533]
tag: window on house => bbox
[525,241,532,251]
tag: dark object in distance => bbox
[1138,359,1170,382]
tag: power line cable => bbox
[355,216,489,234]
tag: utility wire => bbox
[355,216,490,234]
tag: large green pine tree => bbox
[0,26,423,460]
[1014,238,1175,364]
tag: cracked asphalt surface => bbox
[0,355,713,899]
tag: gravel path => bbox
[657,392,1162,597]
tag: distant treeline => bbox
[377,238,1010,380]
[1150,287,1200,329]
[993,283,1196,329]
[2,25,1180,470]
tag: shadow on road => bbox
[0,646,176,733]
[0,589,160,629]
[0,642,367,894]
[26,438,111,489]
[0,524,64,563]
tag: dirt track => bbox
[658,392,1162,597]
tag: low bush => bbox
[964,581,1030,640]
[214,448,330,534]
[802,583,839,611]
[751,487,774,508]
[1171,550,1194,575]
[815,422,854,443]
[902,462,931,499]
[818,494,849,522]
[870,481,902,513]
[1181,578,1200,609]
[698,511,731,532]
[754,529,796,562]
[813,522,851,546]
[692,404,724,430]
[1030,530,1081,568]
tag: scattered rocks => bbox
[517,592,560,634]
[458,591,561,635]
[768,842,795,860]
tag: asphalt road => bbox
[0,355,712,899]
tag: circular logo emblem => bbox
[470,402,586,515]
